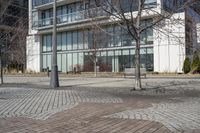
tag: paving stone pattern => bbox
[0,87,122,120]
[105,98,200,132]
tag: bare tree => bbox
[0,0,28,84]
[81,2,110,77]
[95,0,197,90]
[9,17,28,73]
[0,0,12,84]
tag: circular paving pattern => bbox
[0,87,122,120]
[105,98,200,132]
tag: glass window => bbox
[73,53,78,69]
[123,49,130,68]
[83,29,89,49]
[140,48,147,68]
[122,28,133,46]
[57,54,62,71]
[99,51,107,72]
[57,7,62,23]
[62,54,67,72]
[42,35,47,52]
[78,30,84,49]
[130,49,135,68]
[113,26,121,47]
[78,52,84,71]
[68,5,73,22]
[62,32,67,50]
[144,0,157,8]
[140,19,153,45]
[88,30,93,48]
[73,31,78,50]
[140,31,146,45]
[146,47,154,71]
[42,55,47,69]
[107,51,114,72]
[47,54,51,70]
[106,27,113,47]
[67,53,72,72]
[62,6,68,22]
[67,32,72,50]
[57,33,62,51]
[97,29,106,48]
[147,47,153,54]
[46,34,52,52]
[119,0,138,12]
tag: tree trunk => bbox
[134,0,142,90]
[135,39,142,90]
[0,56,3,84]
[94,57,97,77]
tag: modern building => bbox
[27,0,200,73]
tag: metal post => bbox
[50,0,59,88]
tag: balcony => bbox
[33,0,81,9]
[33,0,53,7]
[32,7,109,29]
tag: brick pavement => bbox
[0,87,122,120]
[105,97,200,132]
[0,76,199,133]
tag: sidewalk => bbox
[0,76,199,132]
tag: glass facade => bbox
[33,2,107,28]
[119,0,157,12]
[36,0,156,73]
[33,0,53,7]
[163,0,185,13]
[41,23,154,72]
[32,0,157,28]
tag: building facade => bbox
[27,0,200,73]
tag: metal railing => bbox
[33,7,108,28]
[33,0,53,7]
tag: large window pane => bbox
[67,32,72,50]
[123,49,130,68]
[115,50,123,72]
[78,30,84,49]
[130,49,135,68]
[67,53,72,72]
[73,31,78,50]
[42,35,47,52]
[62,32,67,50]
[47,54,51,70]
[108,51,114,72]
[140,48,147,68]
[88,30,93,48]
[57,33,62,51]
[42,55,47,69]
[46,34,52,52]
[113,26,121,47]
[122,28,133,46]
[83,29,89,49]
[99,51,107,72]
[106,27,113,48]
[78,52,84,71]
[62,6,68,22]
[146,47,153,71]
[73,53,78,71]
[62,54,67,72]
[57,54,62,71]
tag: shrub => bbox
[183,57,191,74]
[191,51,200,74]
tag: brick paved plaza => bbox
[0,76,200,133]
